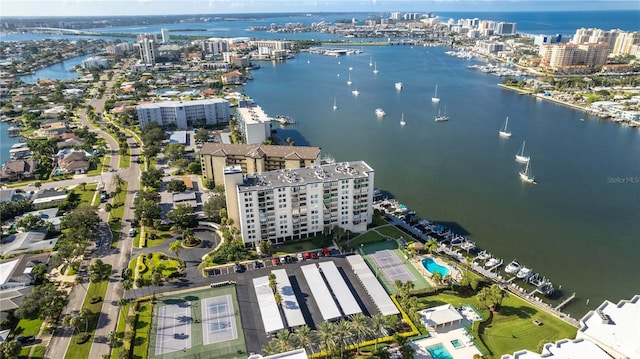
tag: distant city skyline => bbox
[1,0,639,17]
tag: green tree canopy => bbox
[167,204,198,230]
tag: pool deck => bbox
[411,320,482,359]
[411,254,462,286]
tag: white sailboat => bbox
[435,106,449,122]
[499,116,512,138]
[333,97,338,111]
[373,61,379,74]
[369,56,373,67]
[352,85,360,96]
[519,160,535,183]
[347,73,352,86]
[349,66,353,71]
[400,113,406,126]
[395,82,403,90]
[515,141,530,163]
[431,85,440,103]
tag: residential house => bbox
[39,120,68,137]
[0,159,36,182]
[0,231,57,256]
[19,208,62,231]
[56,137,85,149]
[31,188,68,208]
[0,189,17,204]
[57,150,90,174]
[221,70,242,85]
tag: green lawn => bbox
[75,183,98,205]
[64,277,110,359]
[375,225,415,242]
[138,253,181,281]
[15,317,43,337]
[348,231,386,248]
[109,303,129,359]
[30,346,46,359]
[132,301,152,358]
[416,292,577,358]
[18,346,30,359]
[272,235,333,255]
[119,149,130,169]
[108,181,128,248]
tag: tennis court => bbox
[202,295,238,345]
[369,249,416,283]
[155,301,193,356]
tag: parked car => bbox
[303,252,311,260]
[310,252,317,259]
[322,247,330,257]
[254,260,262,269]
[233,263,244,273]
[297,253,304,261]
[272,257,280,266]
[16,336,35,344]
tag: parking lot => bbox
[206,248,334,276]
[208,255,382,355]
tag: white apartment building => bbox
[161,28,170,43]
[201,38,230,55]
[224,161,374,246]
[236,105,271,144]
[81,56,110,69]
[137,99,230,129]
[137,34,157,65]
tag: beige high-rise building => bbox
[223,161,374,245]
[200,143,321,187]
[540,43,609,70]
[612,31,640,56]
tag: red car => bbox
[310,252,317,259]
[303,252,311,260]
[322,247,330,257]
[272,257,280,266]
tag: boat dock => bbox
[372,197,580,328]
[555,292,576,311]
[271,115,296,125]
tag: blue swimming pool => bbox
[422,258,451,277]
[427,343,454,359]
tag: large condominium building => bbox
[612,31,640,56]
[200,143,321,186]
[223,161,374,245]
[136,99,230,129]
[236,105,272,144]
[201,38,230,56]
[539,43,609,71]
[137,33,157,65]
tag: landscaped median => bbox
[131,252,184,288]
[63,269,111,359]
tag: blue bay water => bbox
[2,10,639,316]
[243,45,640,317]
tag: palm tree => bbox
[334,320,352,358]
[268,273,277,294]
[274,329,292,353]
[350,313,372,355]
[273,292,282,307]
[371,314,386,353]
[444,274,454,291]
[316,321,336,359]
[113,173,124,191]
[426,238,439,254]
[431,271,443,286]
[168,240,181,258]
[293,325,315,354]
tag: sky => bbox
[1,0,639,17]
